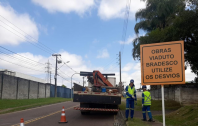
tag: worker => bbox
[125,79,137,121]
[142,85,155,122]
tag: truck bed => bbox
[73,91,121,105]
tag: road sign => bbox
[140,41,185,126]
[140,41,185,85]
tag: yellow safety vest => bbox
[143,91,151,105]
[126,86,135,99]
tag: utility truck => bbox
[73,70,122,115]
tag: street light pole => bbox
[71,73,79,100]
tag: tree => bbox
[134,0,185,34]
[133,0,186,59]
[62,85,67,88]
[132,0,198,81]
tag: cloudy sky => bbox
[0,0,196,88]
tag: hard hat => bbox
[130,79,134,83]
[142,85,147,89]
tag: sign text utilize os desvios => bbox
[140,41,185,85]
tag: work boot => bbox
[141,119,147,121]
[148,119,155,122]
[125,118,128,121]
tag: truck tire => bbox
[81,111,90,115]
[113,111,118,115]
[81,111,86,115]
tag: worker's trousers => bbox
[142,105,152,120]
[125,98,134,119]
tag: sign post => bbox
[140,41,185,126]
[161,85,165,126]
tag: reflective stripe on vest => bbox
[143,91,151,105]
[126,86,135,98]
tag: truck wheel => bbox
[81,111,86,115]
[112,111,118,115]
[81,111,90,115]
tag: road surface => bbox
[0,101,117,126]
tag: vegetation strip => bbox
[0,98,71,114]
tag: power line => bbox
[45,60,51,83]
[0,15,56,54]
[58,57,77,73]
[103,58,117,70]
[0,57,45,72]
[0,46,58,75]
[0,51,45,70]
[57,74,70,82]
[0,15,78,76]
[0,47,46,66]
[0,23,77,76]
[58,70,79,82]
[0,16,81,84]
[120,0,132,54]
[107,64,119,72]
[0,24,53,55]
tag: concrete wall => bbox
[17,78,29,99]
[29,81,38,99]
[175,87,181,103]
[150,85,198,104]
[181,88,198,104]
[0,73,51,99]
[39,83,45,98]
[2,74,17,99]
[0,74,2,98]
[46,84,50,98]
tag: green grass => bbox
[127,118,150,126]
[119,100,126,110]
[154,105,198,126]
[134,99,181,111]
[120,99,181,111]
[0,98,71,114]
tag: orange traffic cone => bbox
[59,106,68,123]
[20,118,25,126]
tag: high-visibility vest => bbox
[126,86,135,98]
[143,91,151,105]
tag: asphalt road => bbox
[0,101,116,126]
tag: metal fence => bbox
[50,85,73,98]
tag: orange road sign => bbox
[140,41,185,85]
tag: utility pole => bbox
[83,77,84,87]
[50,71,51,84]
[119,51,121,83]
[52,54,61,97]
[45,60,51,83]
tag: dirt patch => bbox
[114,111,127,126]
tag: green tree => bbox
[133,0,186,59]
[62,85,67,88]
[132,0,198,81]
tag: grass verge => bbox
[0,98,71,114]
[154,105,198,126]
[120,98,181,111]
[135,99,181,111]
[119,101,126,110]
[127,118,150,126]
